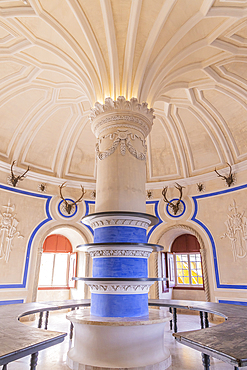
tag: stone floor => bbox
[7,310,237,370]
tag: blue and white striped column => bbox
[84,96,155,317]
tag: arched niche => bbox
[153,225,210,303]
[33,225,91,304]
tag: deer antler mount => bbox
[8,160,30,187]
[162,183,185,215]
[59,182,85,215]
[215,163,235,187]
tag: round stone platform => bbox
[67,308,172,369]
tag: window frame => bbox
[173,252,204,290]
[38,234,77,290]
[38,252,71,290]
[161,252,175,292]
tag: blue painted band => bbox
[191,183,247,290]
[0,184,53,290]
[90,293,149,317]
[82,200,95,235]
[146,200,163,242]
[219,300,247,306]
[92,257,148,278]
[94,226,147,243]
[0,299,24,305]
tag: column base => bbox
[66,308,171,369]
[67,356,172,370]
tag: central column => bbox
[67,97,172,370]
[87,96,155,317]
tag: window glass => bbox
[38,253,69,287]
[53,254,69,286]
[175,253,203,287]
[38,253,54,286]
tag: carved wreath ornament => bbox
[96,129,147,161]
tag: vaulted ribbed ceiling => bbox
[0,0,247,186]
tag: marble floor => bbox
[7,310,236,370]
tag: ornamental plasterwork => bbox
[93,117,149,138]
[221,200,247,261]
[96,129,147,161]
[90,217,150,230]
[89,249,151,258]
[0,201,23,263]
[89,96,155,123]
[87,283,153,294]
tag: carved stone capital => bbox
[89,96,155,138]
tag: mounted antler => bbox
[9,160,29,187]
[162,183,184,215]
[59,182,85,214]
[215,163,234,187]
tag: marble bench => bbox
[0,298,247,370]
[149,299,247,370]
[0,299,90,370]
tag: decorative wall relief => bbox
[96,129,147,161]
[221,200,247,261]
[0,201,23,263]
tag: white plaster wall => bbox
[172,289,206,301]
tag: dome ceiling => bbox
[0,0,247,186]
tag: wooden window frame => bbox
[38,251,77,290]
[173,252,204,290]
[161,252,175,292]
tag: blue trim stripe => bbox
[146,200,162,241]
[0,299,24,305]
[191,183,247,290]
[0,185,53,289]
[82,200,95,235]
[219,300,247,306]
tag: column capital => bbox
[89,96,155,138]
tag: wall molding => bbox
[192,183,247,290]
[0,184,53,289]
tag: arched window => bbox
[38,235,77,289]
[171,234,203,288]
[161,234,204,291]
